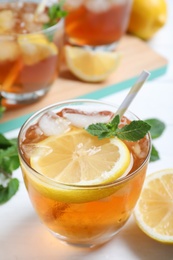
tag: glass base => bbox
[1,87,50,105]
[66,38,118,52]
[49,229,120,248]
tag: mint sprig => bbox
[86,115,151,141]
[0,134,20,205]
[43,1,67,29]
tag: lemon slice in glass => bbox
[18,33,58,65]
[30,128,131,186]
[134,169,173,244]
[64,45,121,82]
[27,128,132,203]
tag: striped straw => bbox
[114,70,151,118]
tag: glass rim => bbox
[18,99,152,190]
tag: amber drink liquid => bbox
[0,1,64,104]
[18,100,151,247]
[64,0,132,49]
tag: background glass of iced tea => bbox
[18,99,151,248]
[63,0,132,50]
[0,0,64,104]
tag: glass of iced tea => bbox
[18,99,151,247]
[0,0,64,104]
[63,0,132,50]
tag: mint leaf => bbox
[86,123,110,139]
[150,144,160,162]
[109,115,120,131]
[87,115,120,139]
[116,120,151,141]
[0,178,19,205]
[86,116,151,141]
[145,118,165,139]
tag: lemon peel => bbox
[64,45,121,82]
[134,169,173,244]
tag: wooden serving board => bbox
[0,35,168,133]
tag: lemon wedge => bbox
[64,45,121,82]
[18,33,58,65]
[134,169,173,244]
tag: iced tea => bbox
[64,0,132,48]
[0,1,64,104]
[18,100,151,247]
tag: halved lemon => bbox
[64,45,121,82]
[134,169,173,244]
[18,33,58,65]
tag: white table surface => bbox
[1,1,173,259]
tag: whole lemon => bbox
[127,0,167,40]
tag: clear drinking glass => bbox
[0,0,64,104]
[64,0,132,50]
[18,99,151,248]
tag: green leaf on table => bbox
[0,95,5,119]
[0,105,5,119]
[0,178,19,205]
[145,118,166,139]
[0,134,20,204]
[0,144,20,174]
[0,134,13,148]
[150,144,160,162]
[144,118,166,162]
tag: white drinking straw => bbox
[35,0,47,16]
[114,70,151,118]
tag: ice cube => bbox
[65,0,83,8]
[0,40,20,61]
[34,13,49,24]
[22,13,35,24]
[85,0,126,13]
[38,111,71,136]
[132,141,148,159]
[61,108,113,128]
[134,138,149,159]
[0,10,14,33]
[22,143,53,160]
[24,124,43,143]
[85,0,110,13]
[119,116,131,128]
